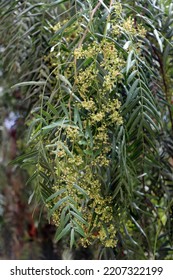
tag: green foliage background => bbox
[0,0,173,259]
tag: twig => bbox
[78,1,101,47]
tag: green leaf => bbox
[70,210,88,225]
[28,191,35,205]
[122,96,140,115]
[126,80,139,104]
[70,228,75,248]
[58,141,74,158]
[51,14,78,40]
[48,0,69,7]
[11,81,46,88]
[42,119,66,130]
[129,79,139,95]
[154,29,163,53]
[55,223,71,242]
[9,150,38,165]
[47,102,59,116]
[42,120,77,131]
[58,74,72,88]
[49,196,68,218]
[129,113,142,134]
[46,188,66,202]
[126,107,141,129]
[73,184,89,198]
[131,216,147,238]
[74,107,83,131]
[142,97,160,117]
[143,112,158,131]
[59,206,70,227]
[126,50,134,74]
[26,171,38,186]
[17,3,44,17]
[60,102,69,118]
[73,220,86,237]
[123,40,132,50]
[84,149,93,156]
[127,70,138,84]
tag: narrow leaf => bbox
[70,210,88,225]
[154,29,163,53]
[46,188,66,202]
[11,81,46,88]
[55,223,71,242]
[49,196,68,217]
[70,228,75,248]
[73,184,89,198]
[126,50,134,74]
[131,216,147,238]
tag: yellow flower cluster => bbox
[75,64,98,98]
[111,16,146,38]
[111,2,123,18]
[44,5,143,249]
[80,98,95,110]
[45,38,124,247]
[74,41,101,59]
[123,17,146,37]
[51,159,117,248]
[66,127,80,142]
[74,39,124,95]
[101,40,124,92]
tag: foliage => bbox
[1,0,173,259]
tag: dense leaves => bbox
[1,0,173,259]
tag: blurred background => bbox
[0,53,60,259]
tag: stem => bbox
[103,0,113,37]
[78,2,101,47]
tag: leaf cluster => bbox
[1,0,173,259]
